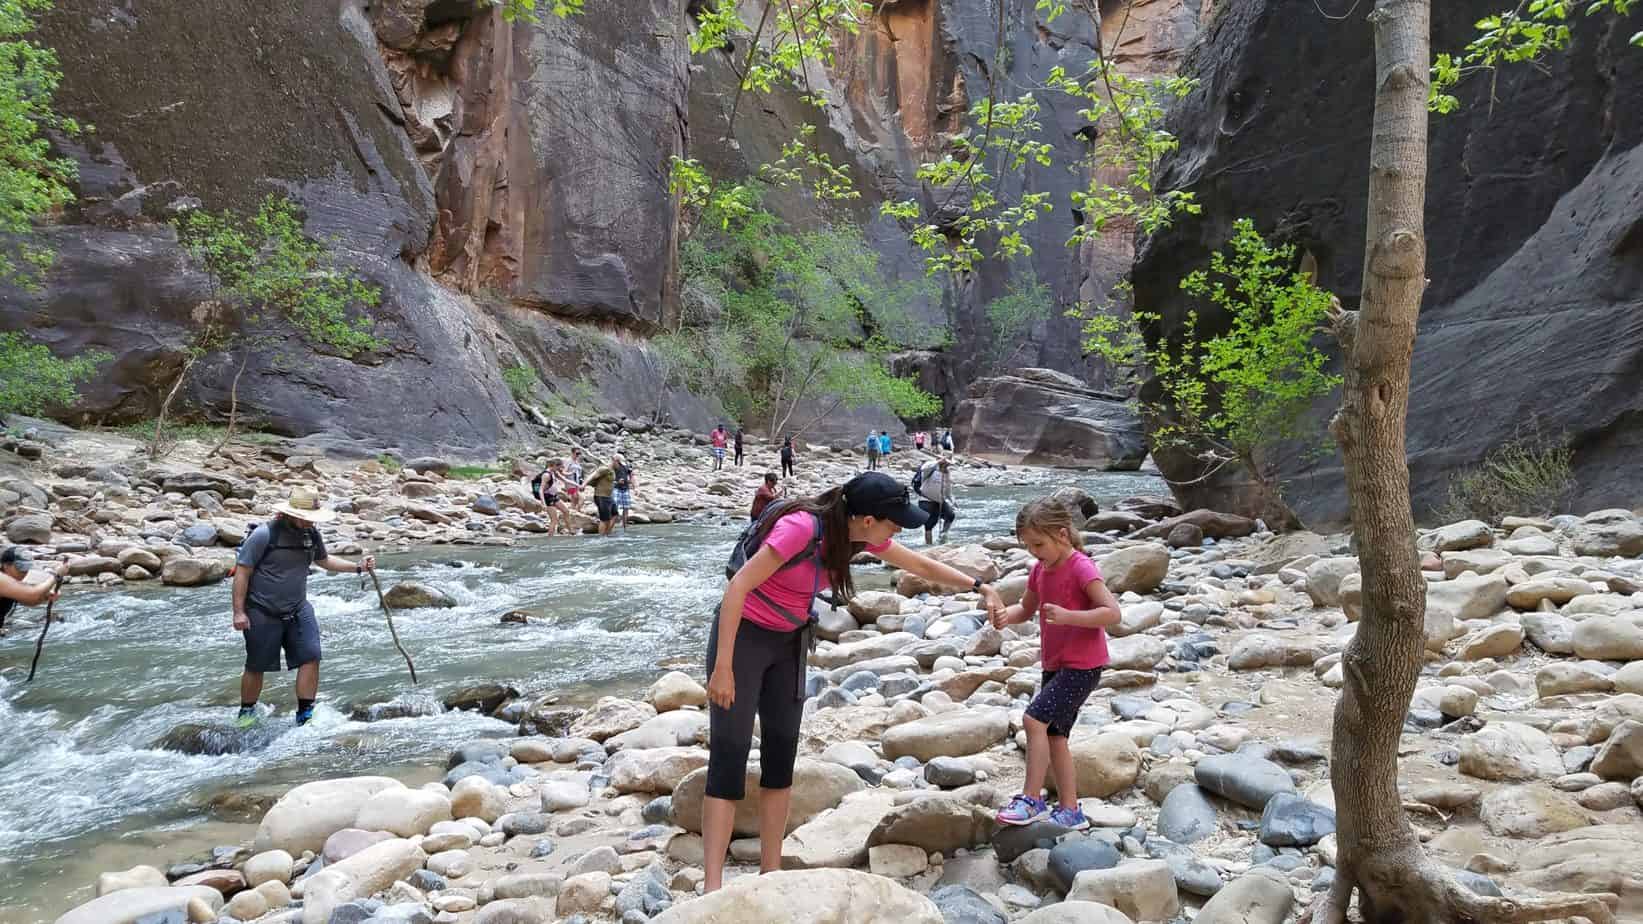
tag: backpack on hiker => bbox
[613,462,632,490]
[911,462,926,495]
[724,500,824,630]
[226,518,322,578]
[531,468,554,498]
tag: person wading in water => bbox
[583,457,619,537]
[233,488,375,728]
[700,472,1006,892]
[0,547,67,637]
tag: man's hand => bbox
[233,611,250,632]
[52,561,69,578]
[360,555,376,573]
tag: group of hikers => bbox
[709,424,796,478]
[3,420,1125,901]
[528,446,638,537]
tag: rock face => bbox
[952,370,1147,469]
[1133,0,1643,524]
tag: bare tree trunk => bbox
[150,355,198,460]
[206,352,250,459]
[1308,3,1616,922]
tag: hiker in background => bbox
[0,547,66,637]
[750,472,779,520]
[942,429,954,452]
[879,430,893,458]
[710,424,729,471]
[535,459,573,535]
[914,431,927,451]
[612,452,637,533]
[700,472,1007,893]
[564,447,586,513]
[779,435,796,479]
[915,456,957,545]
[583,457,619,536]
[733,428,745,467]
[865,430,881,471]
[233,488,375,728]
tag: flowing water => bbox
[0,471,1164,922]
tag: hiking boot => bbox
[995,794,1049,826]
[1049,804,1090,830]
[294,706,315,727]
[235,707,259,730]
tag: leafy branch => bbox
[1431,0,1640,112]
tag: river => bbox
[0,471,1165,922]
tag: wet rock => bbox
[1066,859,1179,922]
[441,683,518,714]
[1157,783,1219,844]
[1458,722,1565,781]
[1258,793,1335,846]
[1194,753,1296,810]
[383,581,457,608]
[1049,835,1122,891]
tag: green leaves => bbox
[493,0,584,23]
[174,196,383,357]
[1433,0,1638,111]
[0,331,108,418]
[0,0,79,287]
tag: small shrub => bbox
[1437,432,1574,525]
[502,363,538,403]
[447,464,505,480]
[378,453,403,473]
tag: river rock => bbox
[450,776,507,822]
[898,545,999,595]
[1507,577,1595,609]
[55,886,224,924]
[66,554,119,576]
[1586,694,1643,743]
[96,865,168,896]
[1067,860,1179,922]
[881,709,1009,762]
[1523,612,1577,654]
[868,843,930,878]
[1194,753,1296,810]
[605,709,709,751]
[1157,784,1219,844]
[1572,616,1643,661]
[161,556,228,586]
[1423,572,1507,647]
[813,632,918,669]
[649,869,942,923]
[1112,601,1164,637]
[1193,867,1293,924]
[223,889,267,921]
[1019,903,1136,924]
[1458,623,1525,660]
[866,796,995,854]
[1479,785,1593,838]
[993,820,1075,864]
[1302,557,1358,608]
[925,756,976,787]
[1257,793,1335,846]
[1228,634,1322,670]
[253,776,404,854]
[173,868,244,896]
[322,828,395,864]
[383,581,457,608]
[178,523,219,547]
[816,604,859,640]
[1101,544,1170,594]
[1613,661,1643,695]
[671,759,863,835]
[568,696,656,742]
[1049,836,1122,891]
[539,779,590,812]
[1068,731,1142,797]
[473,897,554,923]
[782,790,901,868]
[116,547,163,571]
[848,591,907,622]
[927,884,1004,924]
[1107,635,1168,671]
[1535,662,1613,697]
[492,871,564,899]
[1568,511,1643,557]
[242,849,293,887]
[302,838,427,923]
[1422,519,1494,552]
[1410,684,1479,718]
[555,871,610,915]
[1511,825,1643,921]
[354,787,451,837]
[442,683,517,714]
[1146,838,1224,897]
[1458,722,1564,781]
[607,746,709,794]
[1591,720,1643,780]
[647,671,707,711]
[3,513,51,544]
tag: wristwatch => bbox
[971,577,983,593]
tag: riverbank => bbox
[30,500,1643,924]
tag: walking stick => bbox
[26,593,58,683]
[366,570,418,685]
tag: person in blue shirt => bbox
[866,431,881,470]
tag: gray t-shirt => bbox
[237,520,328,619]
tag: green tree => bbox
[170,195,382,458]
[0,0,79,286]
[1084,219,1340,525]
[1431,0,1639,112]
[980,268,1055,374]
[0,331,107,423]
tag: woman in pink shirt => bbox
[701,472,1007,892]
[991,497,1122,830]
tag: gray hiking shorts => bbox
[243,603,322,672]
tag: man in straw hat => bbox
[233,487,374,728]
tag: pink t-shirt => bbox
[1029,550,1111,670]
[711,430,727,448]
[742,510,890,631]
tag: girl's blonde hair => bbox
[1015,497,1083,550]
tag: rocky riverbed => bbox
[33,493,1643,924]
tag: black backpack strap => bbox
[749,512,824,630]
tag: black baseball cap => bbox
[1,547,34,571]
[844,472,931,529]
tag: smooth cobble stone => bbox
[530,838,555,859]
[1048,836,1121,892]
[408,870,446,892]
[929,884,1005,924]
[642,797,672,826]
[1148,838,1224,897]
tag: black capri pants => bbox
[704,613,806,800]
[919,499,956,529]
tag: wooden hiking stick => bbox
[367,570,418,684]
[26,593,58,682]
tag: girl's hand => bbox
[989,607,1008,631]
[707,666,735,710]
[1041,603,1070,625]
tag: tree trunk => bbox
[206,352,250,459]
[1309,3,1615,922]
[150,354,198,460]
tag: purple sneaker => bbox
[1049,804,1090,830]
[996,794,1049,826]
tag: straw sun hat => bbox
[272,487,337,523]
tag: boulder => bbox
[1157,784,1219,844]
[1523,612,1577,654]
[1066,860,1179,923]
[1535,662,1613,698]
[1194,753,1296,810]
[866,796,996,854]
[1018,903,1137,924]
[898,545,999,595]
[568,697,657,742]
[951,369,1148,470]
[647,670,708,712]
[1442,548,1513,579]
[881,709,1009,762]
[1507,577,1595,609]
[1421,520,1494,552]
[3,513,52,544]
[54,886,224,924]
[1568,511,1643,557]
[1458,723,1564,782]
[812,632,918,669]
[353,786,452,837]
[1067,732,1142,798]
[1192,868,1293,924]
[160,556,229,586]
[1571,615,1643,661]
[1228,634,1323,670]
[299,837,427,924]
[1101,544,1171,594]
[1257,793,1336,847]
[1304,558,1359,607]
[1590,720,1643,780]
[1457,623,1525,660]
[648,869,942,923]
[605,709,709,751]
[1479,785,1593,838]
[253,776,403,855]
[383,581,457,608]
[1585,694,1643,744]
[781,790,901,869]
[1512,826,1643,921]
[1614,660,1643,695]
[672,759,863,836]
[96,865,168,896]
[1424,572,1508,646]
[442,683,518,714]
[607,746,709,794]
